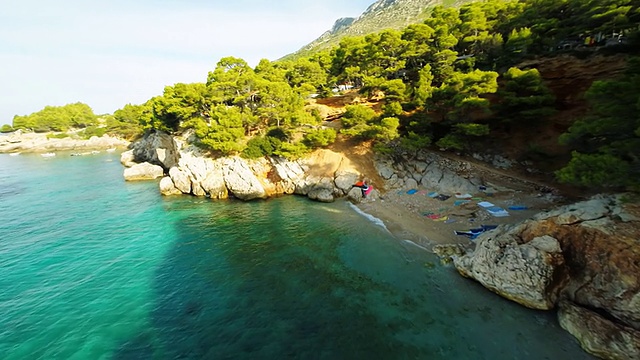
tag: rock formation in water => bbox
[121,131,365,202]
[122,131,485,204]
[452,195,640,359]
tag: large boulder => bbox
[201,171,228,199]
[307,177,337,203]
[558,301,640,360]
[120,150,136,168]
[132,130,179,170]
[222,157,267,200]
[169,167,192,194]
[456,194,640,356]
[123,162,164,181]
[521,195,640,329]
[455,229,566,310]
[159,176,183,196]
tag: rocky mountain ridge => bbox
[291,0,467,57]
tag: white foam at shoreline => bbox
[403,239,429,251]
[348,203,389,232]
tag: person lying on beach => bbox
[352,181,373,198]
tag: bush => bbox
[399,131,432,151]
[556,152,631,188]
[242,136,282,159]
[303,128,337,148]
[79,126,107,139]
[273,141,309,159]
[1,124,14,133]
[47,133,70,139]
[454,123,490,136]
[436,134,465,151]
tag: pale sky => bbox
[0,0,373,125]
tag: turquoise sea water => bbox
[0,152,593,359]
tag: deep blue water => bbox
[0,152,592,359]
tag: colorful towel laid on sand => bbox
[477,201,495,208]
[455,193,473,199]
[427,191,439,198]
[486,206,509,217]
[454,200,471,206]
[406,189,418,195]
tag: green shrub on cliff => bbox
[557,58,640,190]
[1,124,13,133]
[303,128,337,148]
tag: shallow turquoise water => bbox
[0,152,592,359]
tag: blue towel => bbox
[406,189,418,195]
[486,206,509,217]
[508,205,528,210]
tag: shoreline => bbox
[355,184,561,252]
[0,131,129,154]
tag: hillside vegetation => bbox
[6,0,640,192]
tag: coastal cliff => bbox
[452,196,640,359]
[121,131,368,203]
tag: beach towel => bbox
[435,194,451,201]
[486,206,509,217]
[477,201,495,208]
[443,218,457,224]
[432,215,449,222]
[455,193,473,199]
[427,191,439,198]
[454,200,471,206]
[425,214,442,219]
[406,189,418,195]
[508,205,528,210]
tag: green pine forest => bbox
[4,0,640,191]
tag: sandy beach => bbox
[356,174,562,251]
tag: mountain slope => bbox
[288,0,469,58]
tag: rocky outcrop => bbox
[452,195,640,357]
[558,301,640,360]
[375,151,482,194]
[131,130,179,170]
[127,135,364,202]
[123,162,164,181]
[222,157,267,201]
[455,230,566,310]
